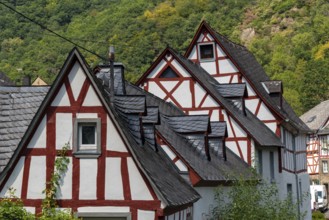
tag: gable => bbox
[0,50,158,216]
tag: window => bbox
[257,149,263,175]
[159,67,179,78]
[270,151,275,182]
[198,43,215,60]
[74,118,101,157]
[287,183,293,202]
[323,161,328,173]
[321,136,329,155]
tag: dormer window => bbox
[199,43,215,61]
[74,118,101,157]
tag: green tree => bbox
[211,175,304,220]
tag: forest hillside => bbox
[0,0,328,115]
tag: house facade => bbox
[301,101,329,189]
[137,21,311,219]
[0,48,254,220]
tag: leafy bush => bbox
[0,189,34,220]
[312,210,325,220]
[211,174,305,220]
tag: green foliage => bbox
[0,0,329,113]
[312,210,326,220]
[41,143,74,219]
[211,176,304,220]
[0,188,34,220]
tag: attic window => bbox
[159,67,179,78]
[199,43,215,60]
[73,118,101,158]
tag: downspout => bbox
[293,135,301,220]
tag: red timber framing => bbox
[155,133,201,185]
[183,21,283,137]
[137,48,253,165]
[307,138,320,175]
[0,50,162,219]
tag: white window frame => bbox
[198,42,215,61]
[77,212,131,220]
[73,118,101,158]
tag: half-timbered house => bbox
[137,21,311,218]
[0,48,254,220]
[301,100,329,188]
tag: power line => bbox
[0,1,107,60]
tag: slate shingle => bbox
[0,86,49,172]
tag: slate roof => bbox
[164,115,209,133]
[169,48,284,148]
[215,83,247,98]
[95,79,201,207]
[0,72,14,86]
[0,86,49,172]
[123,81,253,182]
[261,81,282,94]
[157,115,252,182]
[300,100,329,132]
[203,23,309,132]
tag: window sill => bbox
[73,152,101,158]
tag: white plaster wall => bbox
[107,116,127,152]
[238,141,248,160]
[24,207,35,214]
[105,158,124,200]
[79,159,97,199]
[160,81,180,92]
[137,210,155,220]
[82,86,102,106]
[76,113,98,119]
[197,33,205,42]
[68,61,86,101]
[245,99,259,114]
[161,145,176,160]
[0,157,25,197]
[242,78,257,96]
[214,75,231,83]
[188,46,197,59]
[231,119,247,137]
[171,59,191,77]
[216,45,226,57]
[56,157,72,199]
[148,81,167,99]
[265,122,277,133]
[257,103,276,121]
[260,148,279,183]
[200,61,216,75]
[194,83,207,107]
[127,158,153,200]
[27,156,46,199]
[201,95,219,108]
[210,109,220,121]
[193,187,218,220]
[51,85,70,106]
[188,110,209,116]
[55,113,72,149]
[226,141,247,162]
[172,81,192,107]
[175,159,188,172]
[147,59,166,78]
[218,59,238,73]
[28,115,47,148]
